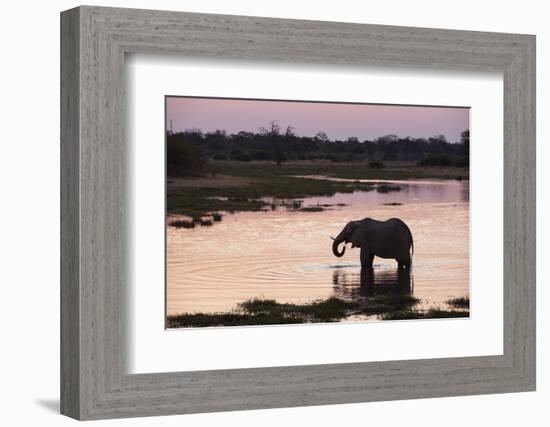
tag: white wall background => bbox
[0,0,546,425]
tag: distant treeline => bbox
[167,123,469,176]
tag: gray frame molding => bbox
[60,6,536,420]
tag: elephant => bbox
[331,217,414,270]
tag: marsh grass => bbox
[166,294,449,328]
[366,294,421,313]
[381,308,470,320]
[167,161,468,219]
[446,296,470,308]
[167,297,358,328]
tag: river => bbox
[167,178,469,320]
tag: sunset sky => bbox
[166,97,469,142]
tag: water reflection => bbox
[332,268,414,301]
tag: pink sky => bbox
[166,97,469,142]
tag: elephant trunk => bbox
[332,237,346,257]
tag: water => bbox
[167,178,469,318]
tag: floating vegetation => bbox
[169,213,223,228]
[199,218,213,226]
[169,219,195,229]
[299,206,325,212]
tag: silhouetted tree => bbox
[315,131,329,142]
[169,126,470,164]
[260,121,285,167]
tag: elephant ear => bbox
[350,223,368,248]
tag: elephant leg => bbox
[398,256,411,270]
[360,268,375,287]
[360,248,374,270]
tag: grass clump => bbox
[425,308,469,318]
[239,297,358,321]
[168,297,359,328]
[167,312,303,328]
[446,296,470,308]
[380,307,470,320]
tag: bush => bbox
[418,154,452,166]
[166,134,207,177]
[368,161,385,169]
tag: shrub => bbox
[166,134,207,177]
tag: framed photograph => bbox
[164,96,471,328]
[61,6,535,420]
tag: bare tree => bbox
[315,131,328,142]
[260,120,284,167]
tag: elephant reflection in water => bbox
[332,267,414,301]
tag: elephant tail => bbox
[405,223,414,257]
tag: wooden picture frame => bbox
[60,6,536,420]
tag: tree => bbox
[315,131,328,142]
[260,121,285,167]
